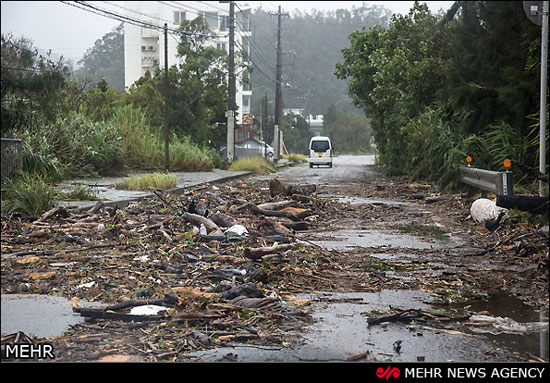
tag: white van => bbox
[308,136,333,168]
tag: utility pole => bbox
[270,6,288,162]
[263,93,268,159]
[540,1,548,197]
[225,1,236,163]
[164,23,169,171]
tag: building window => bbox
[174,11,186,25]
[202,12,218,29]
[242,95,250,112]
[216,42,227,52]
[237,9,250,31]
[220,15,229,31]
[241,37,249,60]
[242,70,250,91]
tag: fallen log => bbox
[279,206,313,220]
[496,195,549,213]
[182,212,220,233]
[209,212,236,228]
[281,220,309,231]
[104,294,178,311]
[261,217,293,235]
[291,194,313,204]
[75,308,163,322]
[244,203,312,221]
[285,183,316,196]
[85,201,104,216]
[34,206,70,223]
[256,200,299,211]
[244,243,296,260]
[367,309,422,326]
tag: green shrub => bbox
[58,184,99,201]
[22,115,125,178]
[2,173,58,216]
[22,142,65,182]
[402,106,487,191]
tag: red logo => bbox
[376,366,401,380]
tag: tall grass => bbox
[113,105,215,171]
[229,157,276,174]
[284,154,307,163]
[23,115,125,178]
[116,173,177,191]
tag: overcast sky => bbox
[1,1,454,65]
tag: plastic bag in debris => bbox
[129,305,169,316]
[224,224,249,237]
[470,198,508,223]
[468,314,549,335]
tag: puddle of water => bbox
[187,289,528,362]
[332,196,412,207]
[304,229,451,251]
[448,292,549,360]
[1,294,101,338]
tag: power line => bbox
[234,40,275,84]
[101,1,173,25]
[60,1,226,38]
[232,9,276,72]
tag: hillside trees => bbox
[248,5,391,118]
[75,23,125,90]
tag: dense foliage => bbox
[335,1,548,192]
[1,17,225,183]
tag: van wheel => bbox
[328,163,332,168]
[309,163,313,168]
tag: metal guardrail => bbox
[1,138,23,186]
[460,166,514,196]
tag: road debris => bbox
[1,165,547,362]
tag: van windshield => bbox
[311,140,330,152]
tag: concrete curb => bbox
[65,170,256,213]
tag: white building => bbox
[123,1,252,124]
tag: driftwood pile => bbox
[0,176,339,361]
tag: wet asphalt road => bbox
[275,154,376,185]
[190,154,549,362]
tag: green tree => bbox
[170,17,228,148]
[336,2,450,173]
[1,33,70,131]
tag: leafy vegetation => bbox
[1,173,58,216]
[58,184,99,201]
[335,1,548,193]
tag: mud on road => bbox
[1,155,548,362]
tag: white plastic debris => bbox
[468,314,549,335]
[129,305,169,316]
[78,281,96,289]
[470,198,508,223]
[199,224,208,236]
[224,224,248,237]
